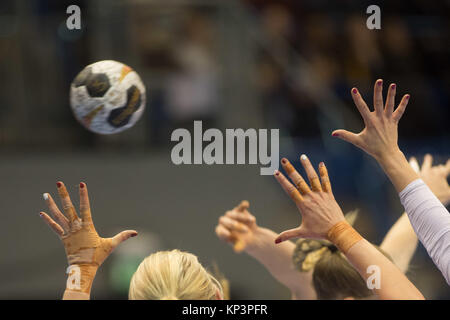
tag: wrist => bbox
[65,264,98,295]
[375,148,420,192]
[327,221,363,254]
[374,147,403,165]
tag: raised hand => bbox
[410,155,450,205]
[216,200,317,299]
[273,155,424,299]
[332,79,410,160]
[273,155,346,243]
[40,181,137,298]
[215,200,257,253]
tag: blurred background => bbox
[0,0,449,299]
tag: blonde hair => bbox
[128,249,223,300]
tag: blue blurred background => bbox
[0,0,448,299]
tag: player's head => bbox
[292,211,392,300]
[128,249,223,300]
[293,238,392,300]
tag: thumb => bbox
[332,130,361,147]
[275,227,305,244]
[111,230,138,248]
[236,200,250,212]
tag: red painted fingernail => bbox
[391,84,396,89]
[39,212,44,217]
[405,94,410,100]
[131,233,137,238]
[79,182,85,189]
[274,171,280,176]
[332,132,339,137]
[352,88,357,94]
[377,80,383,86]
[275,238,282,244]
[281,158,287,164]
[56,182,62,188]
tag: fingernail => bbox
[275,238,282,244]
[79,182,85,189]
[332,133,339,137]
[352,88,357,94]
[281,158,287,164]
[391,84,396,89]
[300,154,307,161]
[377,80,383,86]
[131,233,137,238]
[56,182,62,188]
[319,162,325,167]
[43,193,49,201]
[405,94,410,100]
[274,170,280,176]
[39,212,44,218]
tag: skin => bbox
[271,154,423,299]
[216,110,450,299]
[215,201,316,299]
[217,200,420,299]
[216,161,446,299]
[331,79,417,193]
[40,181,137,300]
[259,79,424,299]
[409,154,450,206]
[380,212,417,274]
[380,156,450,272]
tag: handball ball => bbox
[70,60,146,135]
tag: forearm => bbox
[246,227,315,299]
[376,149,419,193]
[346,239,424,300]
[63,264,98,300]
[380,212,418,273]
[327,221,423,299]
[399,179,450,284]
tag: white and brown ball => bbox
[70,60,146,135]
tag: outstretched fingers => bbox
[274,170,304,203]
[392,94,410,122]
[56,181,79,223]
[281,158,311,194]
[300,155,322,192]
[40,212,65,237]
[331,129,361,148]
[351,87,371,122]
[43,192,70,232]
[318,162,332,193]
[275,226,305,244]
[111,230,138,248]
[79,182,92,222]
[385,83,396,115]
[373,79,384,114]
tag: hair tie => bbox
[327,244,338,253]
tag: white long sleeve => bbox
[399,179,450,285]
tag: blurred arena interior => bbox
[0,0,448,299]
